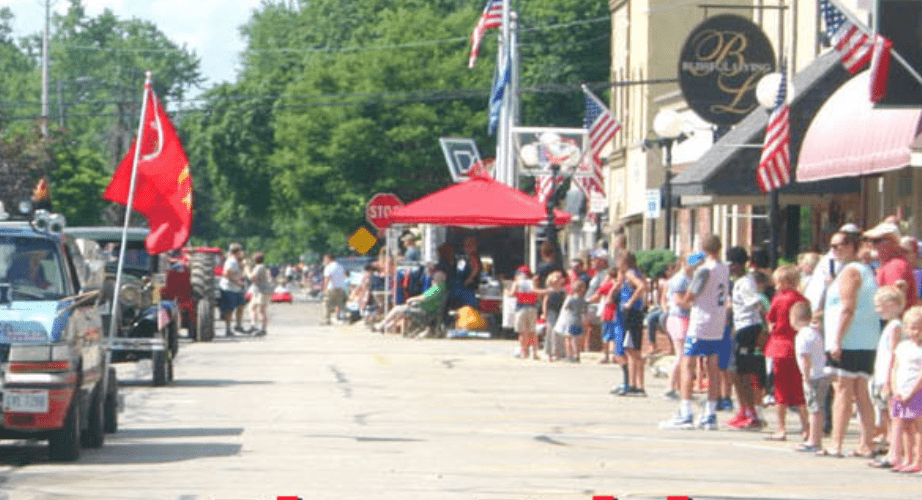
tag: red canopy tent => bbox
[383,170,571,227]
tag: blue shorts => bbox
[718,325,733,371]
[219,290,246,314]
[567,325,584,336]
[601,321,617,342]
[684,337,723,357]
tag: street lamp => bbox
[645,109,687,251]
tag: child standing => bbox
[542,271,567,361]
[792,301,831,452]
[870,286,906,460]
[885,305,922,472]
[507,265,540,360]
[588,267,621,364]
[555,280,588,362]
[764,264,809,441]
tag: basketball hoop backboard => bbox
[439,138,484,182]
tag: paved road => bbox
[0,300,917,500]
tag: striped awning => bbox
[797,70,922,182]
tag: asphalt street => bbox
[0,299,918,500]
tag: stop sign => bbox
[365,193,403,229]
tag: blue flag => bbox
[488,52,510,136]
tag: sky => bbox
[1,0,266,90]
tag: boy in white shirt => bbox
[792,301,831,452]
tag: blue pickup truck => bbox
[0,211,118,461]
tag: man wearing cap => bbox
[322,254,348,325]
[865,221,917,307]
[401,232,422,264]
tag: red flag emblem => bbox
[104,83,193,255]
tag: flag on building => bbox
[487,51,510,136]
[820,0,874,74]
[870,35,893,103]
[468,0,503,68]
[104,82,193,255]
[581,86,620,196]
[756,66,791,193]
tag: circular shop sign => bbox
[678,14,776,126]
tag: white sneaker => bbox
[659,413,695,430]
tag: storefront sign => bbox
[678,14,775,126]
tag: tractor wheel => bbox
[196,298,215,342]
[190,252,216,301]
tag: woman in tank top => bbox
[822,230,880,458]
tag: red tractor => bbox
[160,247,223,342]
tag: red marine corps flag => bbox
[104,75,192,255]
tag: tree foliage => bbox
[186,0,610,263]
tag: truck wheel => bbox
[81,384,105,448]
[49,392,81,461]
[153,349,171,386]
[196,298,215,342]
[104,367,118,434]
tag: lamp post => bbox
[645,109,686,251]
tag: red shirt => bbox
[878,256,917,307]
[596,279,618,322]
[765,288,807,359]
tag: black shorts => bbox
[623,309,644,351]
[826,349,876,378]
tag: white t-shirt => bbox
[219,254,243,292]
[874,319,902,387]
[323,261,347,291]
[732,272,762,331]
[795,325,826,380]
[687,259,730,341]
[893,339,922,400]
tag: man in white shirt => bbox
[322,254,348,325]
[661,235,730,430]
[219,243,247,336]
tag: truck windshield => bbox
[0,236,67,300]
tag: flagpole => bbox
[499,0,511,186]
[828,0,922,88]
[107,71,153,355]
[506,10,519,188]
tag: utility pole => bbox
[41,0,50,137]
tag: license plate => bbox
[2,389,49,413]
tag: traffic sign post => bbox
[365,193,404,230]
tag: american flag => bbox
[757,66,791,193]
[820,0,874,74]
[581,87,620,196]
[487,52,510,135]
[468,0,503,68]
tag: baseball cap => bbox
[591,249,608,259]
[838,223,860,235]
[864,221,901,241]
[687,251,706,267]
[516,265,532,277]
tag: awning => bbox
[797,71,922,182]
[672,51,860,200]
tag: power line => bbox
[0,78,677,121]
[57,16,611,56]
